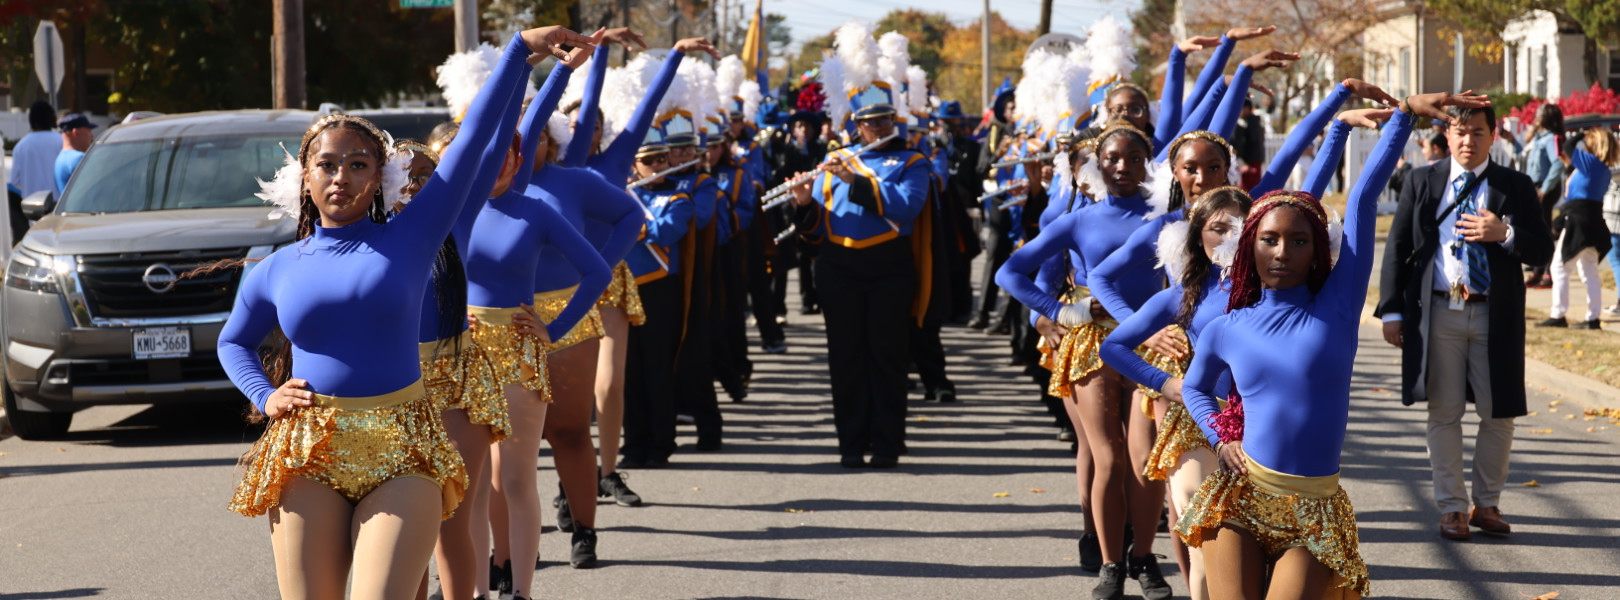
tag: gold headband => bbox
[300,113,390,163]
[1094,118,1152,151]
[393,140,438,165]
[1168,130,1235,163]
[1252,192,1328,224]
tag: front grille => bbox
[77,247,248,318]
[66,354,228,386]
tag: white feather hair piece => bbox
[739,80,763,121]
[1142,160,1173,221]
[820,53,852,129]
[601,53,663,148]
[1053,150,1073,189]
[716,56,748,108]
[1155,220,1191,282]
[681,59,720,125]
[906,65,929,115]
[547,111,575,159]
[834,22,880,94]
[381,135,411,210]
[877,31,910,91]
[255,144,304,219]
[1075,152,1106,198]
[436,43,502,120]
[1210,214,1242,271]
[1085,15,1136,87]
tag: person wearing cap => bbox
[54,113,97,196]
[660,106,728,452]
[786,27,931,467]
[935,100,983,321]
[8,100,60,199]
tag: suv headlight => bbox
[6,247,65,294]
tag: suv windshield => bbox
[61,133,301,214]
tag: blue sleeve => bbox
[646,195,694,246]
[1573,149,1610,199]
[539,214,613,341]
[1031,254,1066,327]
[1156,76,1228,162]
[1182,35,1234,117]
[1322,109,1414,309]
[995,211,1076,320]
[1153,46,1188,154]
[393,34,531,248]
[1089,210,1179,321]
[594,51,686,183]
[1208,65,1254,141]
[217,258,280,411]
[577,169,644,266]
[454,76,530,243]
[562,46,610,167]
[692,177,718,227]
[513,64,576,193]
[874,160,933,224]
[1183,317,1230,443]
[1252,83,1351,197]
[1302,119,1353,199]
[1100,285,1180,392]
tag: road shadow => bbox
[612,558,1077,580]
[49,401,261,448]
[0,589,106,599]
[0,457,239,479]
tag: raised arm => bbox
[1153,45,1190,153]
[1100,285,1181,393]
[538,212,613,341]
[1182,36,1233,117]
[1210,50,1298,141]
[512,64,577,192]
[561,45,611,166]
[217,260,281,412]
[1156,76,1227,162]
[452,75,531,243]
[995,211,1078,320]
[1322,107,1415,306]
[1301,119,1353,199]
[1089,210,1180,321]
[1252,83,1351,197]
[593,40,713,181]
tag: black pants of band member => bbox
[713,240,753,396]
[973,209,1014,322]
[817,240,916,459]
[910,316,949,393]
[675,259,723,443]
[623,277,682,463]
[744,230,785,343]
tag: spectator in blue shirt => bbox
[53,114,97,196]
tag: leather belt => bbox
[1433,290,1489,304]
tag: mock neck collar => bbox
[311,217,379,244]
[1258,284,1312,309]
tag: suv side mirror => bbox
[20,190,56,221]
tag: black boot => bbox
[1129,553,1174,600]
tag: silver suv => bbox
[2,110,313,439]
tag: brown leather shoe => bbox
[1469,506,1512,535]
[1440,511,1471,540]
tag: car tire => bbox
[3,383,72,440]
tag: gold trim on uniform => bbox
[1043,287,1118,398]
[467,305,551,398]
[1143,400,1214,481]
[420,329,511,442]
[597,261,647,326]
[533,285,605,353]
[229,379,469,520]
[1175,456,1370,598]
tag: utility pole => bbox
[981,0,990,112]
[453,0,478,52]
[669,0,679,47]
[272,0,305,109]
[1038,0,1052,36]
[619,0,631,64]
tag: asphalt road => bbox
[3,285,1618,599]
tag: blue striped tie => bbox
[1454,171,1491,293]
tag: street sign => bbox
[401,0,451,7]
[33,21,64,106]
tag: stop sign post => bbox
[34,21,65,109]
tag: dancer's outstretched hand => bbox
[1336,108,1395,129]
[1341,78,1400,108]
[1178,35,1222,53]
[603,27,649,52]
[674,37,721,60]
[1403,91,1492,126]
[521,26,597,61]
[1226,26,1276,41]
[1240,49,1299,72]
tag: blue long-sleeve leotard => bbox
[564,48,684,182]
[1182,109,1414,477]
[1152,46,1189,154]
[1182,36,1236,119]
[995,192,1154,321]
[1099,270,1231,394]
[1156,77,1229,163]
[1091,86,1354,322]
[218,34,533,411]
[1302,119,1353,199]
[466,187,607,343]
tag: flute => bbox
[977,179,1027,203]
[759,131,901,210]
[773,224,797,244]
[995,195,1029,210]
[625,158,703,190]
[990,151,1059,169]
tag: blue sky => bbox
[768,0,1144,55]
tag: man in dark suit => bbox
[1376,104,1555,542]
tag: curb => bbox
[1360,301,1620,413]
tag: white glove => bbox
[1056,298,1094,327]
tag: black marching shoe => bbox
[1535,316,1568,328]
[555,482,575,533]
[490,557,513,598]
[600,471,643,507]
[570,527,599,569]
[966,314,989,329]
[1572,319,1603,330]
[1129,553,1174,600]
[1091,562,1126,600]
[1077,531,1102,573]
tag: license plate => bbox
[133,327,191,359]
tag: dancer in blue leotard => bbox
[1175,92,1484,599]
[216,27,594,600]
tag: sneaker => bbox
[1057,427,1076,442]
[1605,303,1620,317]
[1572,319,1603,330]
[601,472,643,507]
[762,340,788,354]
[937,388,958,403]
[1091,562,1126,600]
[1128,553,1174,600]
[1077,532,1102,573]
[1535,316,1568,328]
[555,483,575,533]
[570,527,599,569]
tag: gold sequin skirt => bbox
[1143,400,1214,481]
[1175,456,1370,598]
[597,261,647,326]
[1039,288,1118,398]
[533,285,605,353]
[420,329,511,443]
[467,305,551,398]
[228,379,468,520]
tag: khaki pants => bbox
[1424,300,1516,515]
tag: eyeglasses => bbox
[638,155,668,166]
[1107,105,1148,119]
[408,174,431,187]
[857,115,895,127]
